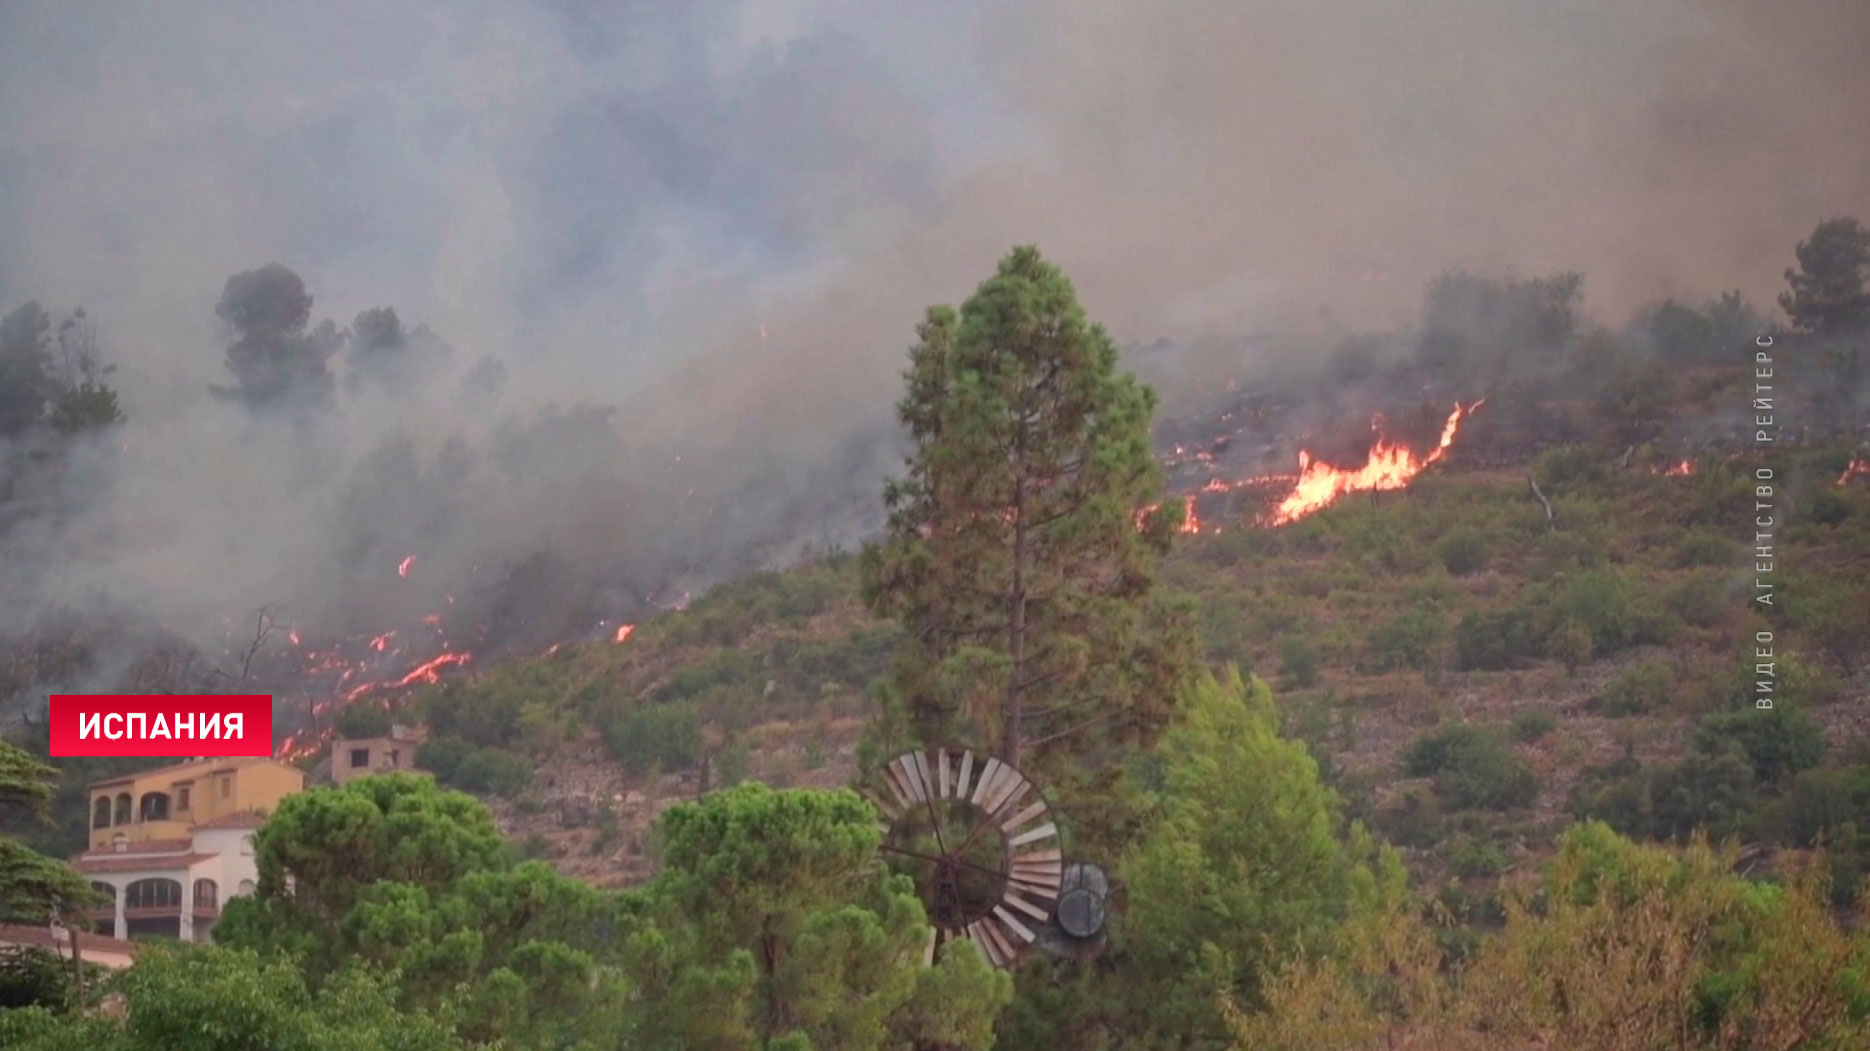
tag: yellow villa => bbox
[84,755,303,851]
[72,756,305,944]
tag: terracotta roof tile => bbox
[0,924,141,957]
[88,756,298,790]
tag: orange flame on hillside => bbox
[1840,457,1868,485]
[1263,400,1484,525]
[615,623,635,643]
[1135,498,1206,534]
[1663,459,1695,477]
[398,555,415,577]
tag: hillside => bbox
[381,435,1870,900]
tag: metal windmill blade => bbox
[861,747,1064,969]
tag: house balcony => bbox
[90,819,193,851]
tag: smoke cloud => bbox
[0,0,1864,666]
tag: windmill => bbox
[861,746,1109,968]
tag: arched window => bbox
[139,791,171,822]
[193,879,218,909]
[237,879,256,896]
[93,798,112,829]
[90,881,116,901]
[113,793,132,825]
[124,878,182,910]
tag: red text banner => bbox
[48,694,274,757]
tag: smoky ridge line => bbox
[0,0,1863,724]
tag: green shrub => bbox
[1509,709,1558,742]
[1365,611,1443,672]
[1691,707,1825,786]
[1543,619,1594,674]
[1593,661,1676,717]
[1752,764,1870,905]
[416,736,530,796]
[714,739,751,789]
[1532,445,1610,494]
[1435,526,1491,576]
[1571,764,1652,839]
[1788,580,1870,673]
[1280,636,1321,687]
[416,736,474,782]
[335,703,393,739]
[781,626,901,690]
[1664,573,1731,629]
[451,747,532,796]
[1752,764,1870,845]
[1802,486,1856,528]
[1667,530,1740,569]
[421,680,526,749]
[1646,745,1757,840]
[608,701,704,775]
[1373,782,1444,848]
[1550,569,1640,656]
[1455,608,1540,671]
[1403,724,1540,811]
[652,651,762,706]
[1445,836,1510,878]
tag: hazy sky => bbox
[0,0,1864,648]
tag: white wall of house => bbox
[83,828,261,943]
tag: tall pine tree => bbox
[861,246,1195,785]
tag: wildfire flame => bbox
[1262,400,1484,525]
[1840,457,1868,486]
[615,623,635,643]
[1147,401,1484,533]
[398,555,415,577]
[1135,497,1207,534]
[1662,460,1695,477]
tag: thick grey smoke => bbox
[0,0,1864,657]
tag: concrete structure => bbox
[0,923,140,971]
[330,724,421,786]
[71,810,269,943]
[86,756,304,851]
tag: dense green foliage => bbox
[1402,724,1540,811]
[859,246,1198,789]
[6,229,1870,1049]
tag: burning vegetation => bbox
[1152,400,1486,532]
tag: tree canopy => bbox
[860,245,1196,787]
[1780,217,1870,336]
[212,263,338,408]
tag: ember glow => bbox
[1148,401,1484,533]
[615,623,635,643]
[1261,400,1484,525]
[273,648,474,762]
[1840,457,1868,486]
[1660,459,1695,477]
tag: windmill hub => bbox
[863,747,1063,968]
[1056,885,1105,938]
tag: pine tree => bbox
[1779,217,1870,336]
[860,246,1195,777]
